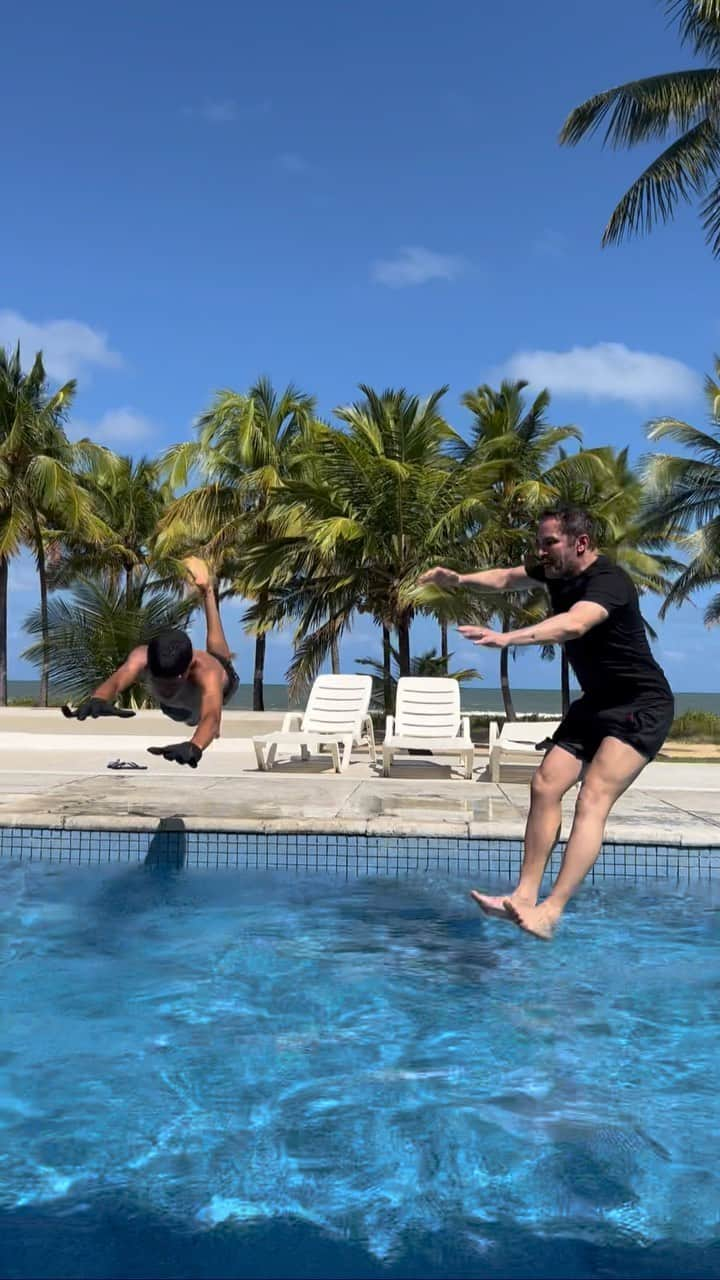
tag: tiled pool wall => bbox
[0,826,719,880]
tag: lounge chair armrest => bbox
[385,715,395,738]
[281,712,303,732]
[460,716,471,741]
[488,720,499,749]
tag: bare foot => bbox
[470,889,535,921]
[502,898,561,941]
[182,556,213,595]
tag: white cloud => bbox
[185,98,271,124]
[9,574,36,593]
[0,310,122,383]
[372,246,466,288]
[533,229,568,259]
[499,342,701,407]
[72,408,159,448]
[199,99,238,123]
[276,151,310,175]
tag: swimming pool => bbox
[2,844,720,1279]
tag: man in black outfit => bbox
[418,507,674,939]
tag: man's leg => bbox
[504,737,649,939]
[472,745,583,919]
[183,557,232,661]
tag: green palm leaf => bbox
[602,119,720,247]
[560,4,720,253]
[21,574,193,704]
[560,70,719,147]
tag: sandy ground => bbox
[0,708,718,756]
[658,742,720,760]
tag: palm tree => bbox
[560,1,720,255]
[0,346,107,705]
[53,450,176,604]
[240,386,478,712]
[158,377,317,710]
[0,345,63,703]
[641,358,720,617]
[22,574,193,707]
[0,346,36,703]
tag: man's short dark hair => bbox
[147,629,193,678]
[538,506,597,547]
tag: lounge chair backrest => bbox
[393,677,461,739]
[301,675,373,735]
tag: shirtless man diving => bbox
[65,558,239,768]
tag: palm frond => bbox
[666,0,720,57]
[703,591,720,625]
[646,416,720,456]
[601,118,720,247]
[560,69,719,148]
[21,573,194,703]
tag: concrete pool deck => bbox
[0,709,719,846]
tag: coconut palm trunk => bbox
[440,619,448,666]
[251,584,274,710]
[0,557,7,705]
[500,617,516,721]
[253,631,266,711]
[382,624,393,714]
[30,511,50,707]
[397,612,411,677]
[330,637,340,674]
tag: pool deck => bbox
[0,709,719,846]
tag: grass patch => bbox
[667,710,720,742]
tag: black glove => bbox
[63,698,136,721]
[147,741,203,768]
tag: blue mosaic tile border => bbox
[0,826,718,880]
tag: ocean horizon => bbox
[3,680,716,716]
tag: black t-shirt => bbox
[525,555,672,705]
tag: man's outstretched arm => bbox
[459,601,609,649]
[146,668,224,767]
[189,670,224,752]
[91,647,149,702]
[418,565,532,592]
[64,647,148,719]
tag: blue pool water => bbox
[2,856,720,1279]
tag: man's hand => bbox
[147,741,203,767]
[417,566,461,589]
[458,625,509,649]
[64,698,136,720]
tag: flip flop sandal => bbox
[107,759,148,771]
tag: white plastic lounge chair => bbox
[487,719,561,782]
[381,677,474,779]
[253,674,375,773]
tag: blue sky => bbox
[3,0,719,690]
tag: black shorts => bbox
[552,694,675,764]
[211,650,240,704]
[159,652,240,724]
